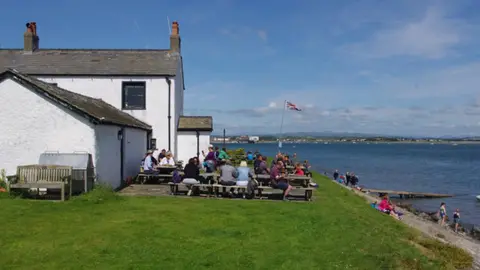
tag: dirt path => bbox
[334,181,480,269]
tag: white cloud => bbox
[344,6,468,59]
[257,30,267,42]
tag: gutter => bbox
[196,130,200,159]
[166,77,172,152]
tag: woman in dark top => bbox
[184,158,200,179]
[183,157,207,184]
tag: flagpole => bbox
[278,100,287,153]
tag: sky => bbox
[1,0,480,137]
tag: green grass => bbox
[0,173,472,270]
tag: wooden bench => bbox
[168,182,214,196]
[257,185,314,201]
[168,181,314,201]
[7,165,73,201]
[254,174,314,188]
[137,173,173,184]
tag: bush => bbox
[71,183,122,204]
[0,169,7,190]
[226,148,245,158]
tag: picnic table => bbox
[254,174,312,187]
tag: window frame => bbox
[122,81,146,110]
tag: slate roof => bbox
[0,49,179,76]
[177,116,213,131]
[1,69,152,130]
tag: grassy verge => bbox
[0,173,472,269]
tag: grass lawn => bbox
[0,173,472,270]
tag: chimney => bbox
[24,22,39,52]
[169,21,181,53]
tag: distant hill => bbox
[212,131,477,139]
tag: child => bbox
[453,208,460,233]
[438,202,447,227]
[294,163,304,176]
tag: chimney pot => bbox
[170,21,181,53]
[24,22,39,52]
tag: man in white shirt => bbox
[160,151,176,166]
[143,150,155,173]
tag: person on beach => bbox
[453,208,460,233]
[345,172,351,186]
[378,196,400,220]
[333,170,339,180]
[338,174,345,184]
[438,202,447,226]
[350,173,359,187]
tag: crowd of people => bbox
[332,170,360,187]
[149,145,317,200]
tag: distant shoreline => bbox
[215,141,480,145]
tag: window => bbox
[49,83,58,86]
[122,81,146,110]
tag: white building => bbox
[0,21,213,186]
[176,116,213,164]
[0,69,151,189]
[248,136,260,142]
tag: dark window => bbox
[149,138,157,150]
[49,83,58,86]
[122,82,146,110]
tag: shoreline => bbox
[219,141,480,145]
[327,178,480,268]
[392,201,480,240]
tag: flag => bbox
[286,101,301,111]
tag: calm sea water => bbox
[220,142,480,226]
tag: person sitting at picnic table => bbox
[142,150,158,175]
[182,158,202,196]
[202,145,216,172]
[157,149,166,161]
[159,151,175,166]
[270,161,293,201]
[302,160,311,176]
[254,155,269,176]
[236,161,254,187]
[294,163,305,175]
[284,155,292,166]
[218,147,230,160]
[219,160,239,197]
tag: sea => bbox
[220,142,480,226]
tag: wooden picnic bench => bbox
[256,185,314,201]
[168,182,250,198]
[254,174,313,187]
[7,165,73,201]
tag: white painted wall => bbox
[123,128,147,181]
[173,58,185,156]
[177,131,211,164]
[0,78,95,176]
[37,76,179,157]
[0,78,148,190]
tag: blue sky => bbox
[2,0,480,136]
